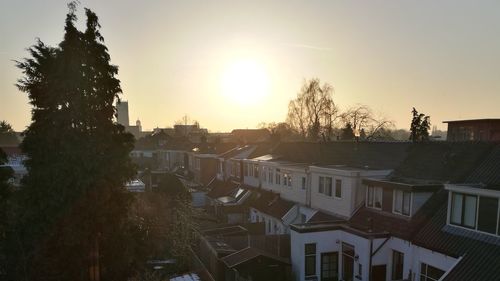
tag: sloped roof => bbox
[221,247,290,268]
[247,190,295,219]
[465,144,500,188]
[247,143,277,159]
[206,180,239,199]
[231,129,271,143]
[349,189,447,240]
[413,203,500,281]
[218,145,257,160]
[271,142,410,169]
[308,211,345,223]
[392,142,494,183]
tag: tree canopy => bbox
[286,78,337,140]
[9,5,137,280]
[409,107,431,142]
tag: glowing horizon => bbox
[1,1,500,132]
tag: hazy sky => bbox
[1,0,500,132]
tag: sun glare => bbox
[220,59,270,106]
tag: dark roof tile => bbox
[247,190,295,219]
[206,180,239,199]
[413,199,500,281]
[271,142,410,169]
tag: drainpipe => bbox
[306,167,311,207]
[368,237,373,281]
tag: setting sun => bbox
[220,59,270,106]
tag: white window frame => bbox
[366,186,383,210]
[334,179,342,199]
[448,191,500,236]
[318,176,333,197]
[393,189,412,217]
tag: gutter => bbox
[438,255,464,281]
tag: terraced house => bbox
[189,140,500,281]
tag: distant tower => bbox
[136,119,142,132]
[116,101,129,126]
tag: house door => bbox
[341,243,354,281]
[321,252,339,281]
[372,265,387,281]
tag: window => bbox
[305,243,317,277]
[244,164,248,176]
[263,167,267,182]
[253,164,259,178]
[319,177,324,194]
[236,163,241,177]
[450,193,477,228]
[276,169,281,185]
[450,192,500,235]
[283,172,292,187]
[302,177,307,190]
[367,186,383,209]
[335,179,342,198]
[392,250,404,280]
[267,219,271,233]
[477,196,499,234]
[342,243,355,281]
[321,252,338,281]
[319,176,333,196]
[394,190,411,216]
[269,168,274,184]
[420,263,444,281]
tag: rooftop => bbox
[413,202,500,281]
[443,118,500,123]
[271,142,410,169]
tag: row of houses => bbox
[173,138,500,281]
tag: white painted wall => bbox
[291,229,375,281]
[309,167,391,218]
[280,171,308,205]
[310,173,354,218]
[291,230,458,281]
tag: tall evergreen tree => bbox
[409,107,431,142]
[11,5,136,280]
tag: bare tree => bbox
[258,122,300,142]
[340,105,394,140]
[286,78,338,140]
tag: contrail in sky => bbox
[283,43,332,51]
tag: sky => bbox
[1,0,500,132]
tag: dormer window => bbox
[393,190,411,216]
[366,186,382,209]
[450,193,477,229]
[449,191,500,235]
